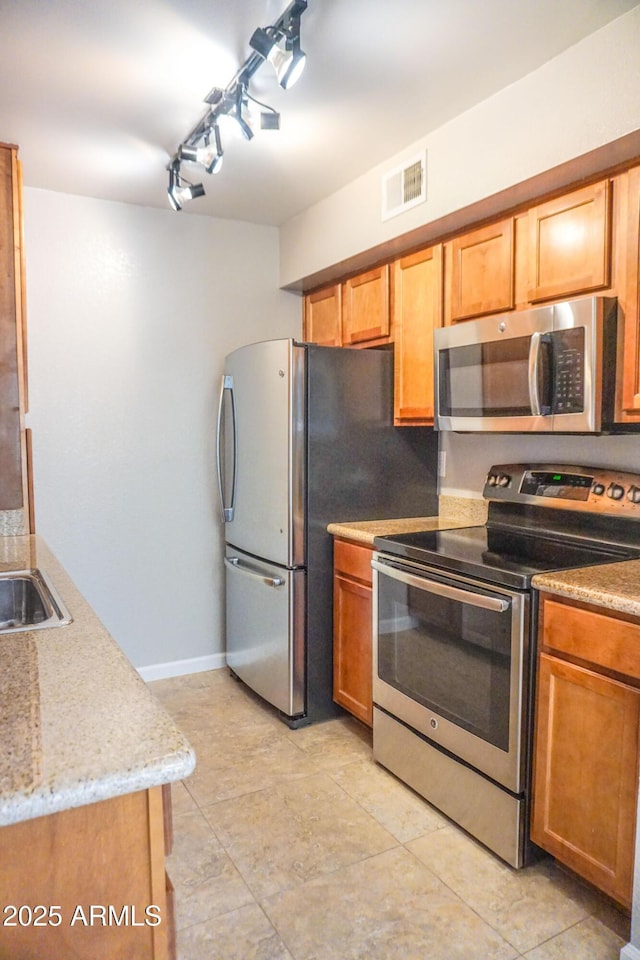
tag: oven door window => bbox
[377,570,513,751]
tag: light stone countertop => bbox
[0,536,195,827]
[327,516,466,546]
[327,497,488,547]
[533,559,640,617]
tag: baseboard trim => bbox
[137,653,226,683]
[621,943,640,960]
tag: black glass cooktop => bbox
[374,525,640,590]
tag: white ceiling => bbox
[0,0,637,226]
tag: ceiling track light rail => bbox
[167,0,307,211]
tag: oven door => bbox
[372,554,529,793]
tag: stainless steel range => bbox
[372,464,640,867]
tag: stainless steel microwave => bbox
[434,296,617,433]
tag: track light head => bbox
[250,25,306,90]
[179,124,223,175]
[167,159,205,211]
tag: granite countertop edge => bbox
[327,515,477,546]
[0,535,195,828]
[532,559,640,618]
[0,749,195,827]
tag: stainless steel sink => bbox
[0,569,72,633]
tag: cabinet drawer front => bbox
[334,538,373,584]
[541,597,640,680]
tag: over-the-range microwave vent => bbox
[381,151,427,222]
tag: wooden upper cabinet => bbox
[0,144,30,523]
[392,245,443,425]
[528,179,612,302]
[447,217,515,322]
[620,165,640,416]
[303,283,342,346]
[342,264,390,345]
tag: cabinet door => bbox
[0,788,172,959]
[0,145,28,517]
[528,180,611,302]
[448,218,514,322]
[304,284,342,346]
[342,265,390,345]
[392,245,443,425]
[620,165,640,415]
[333,539,373,726]
[531,652,639,908]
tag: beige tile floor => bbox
[149,668,630,960]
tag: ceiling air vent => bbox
[381,152,427,222]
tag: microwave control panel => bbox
[484,463,640,515]
[551,328,585,414]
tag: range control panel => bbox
[484,464,640,515]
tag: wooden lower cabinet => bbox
[0,786,175,960]
[333,538,374,726]
[531,596,640,908]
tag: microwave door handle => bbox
[216,374,238,522]
[371,559,510,613]
[528,332,543,416]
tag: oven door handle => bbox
[371,559,510,612]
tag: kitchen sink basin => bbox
[0,569,72,634]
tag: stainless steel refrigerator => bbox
[216,338,438,727]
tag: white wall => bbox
[279,5,640,287]
[23,188,300,671]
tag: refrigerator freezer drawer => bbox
[224,545,305,718]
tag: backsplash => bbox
[439,495,487,525]
[0,510,26,537]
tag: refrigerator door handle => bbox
[216,374,238,522]
[224,556,285,588]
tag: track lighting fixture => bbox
[167,0,308,210]
[167,159,205,212]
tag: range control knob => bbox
[627,485,640,504]
[497,473,511,488]
[592,482,605,496]
[487,473,497,487]
[607,482,625,501]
